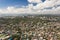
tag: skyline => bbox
[0,0,60,14]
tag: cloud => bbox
[32,0,60,14]
[0,4,36,14]
[27,0,42,3]
[0,0,60,14]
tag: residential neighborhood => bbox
[0,15,60,40]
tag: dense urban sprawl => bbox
[0,15,60,40]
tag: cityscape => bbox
[0,15,60,40]
[0,0,60,40]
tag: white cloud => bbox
[27,0,42,3]
[33,1,54,10]
[0,5,36,14]
[0,0,60,14]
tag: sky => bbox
[0,0,29,8]
[0,0,60,14]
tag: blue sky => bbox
[0,0,46,8]
[0,0,60,14]
[0,0,29,8]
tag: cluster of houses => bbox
[0,16,60,40]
